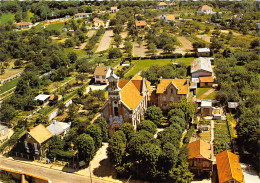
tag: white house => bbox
[191,57,212,80]
[34,94,50,105]
[17,22,32,29]
[198,5,213,14]
[74,13,89,19]
[197,48,210,57]
[47,120,71,137]
[110,6,118,14]
[155,14,175,23]
[94,66,112,84]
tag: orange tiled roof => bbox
[28,124,53,144]
[216,150,245,183]
[199,5,213,10]
[74,13,88,16]
[156,78,189,95]
[111,6,117,10]
[94,66,109,76]
[188,139,213,161]
[17,22,32,26]
[119,75,150,109]
[166,14,175,20]
[135,21,146,27]
[199,76,214,83]
[158,2,167,6]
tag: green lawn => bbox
[204,90,216,100]
[26,10,34,22]
[0,77,19,94]
[125,57,194,77]
[196,87,211,98]
[45,22,65,31]
[214,120,231,154]
[0,12,15,25]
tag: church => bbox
[100,71,151,137]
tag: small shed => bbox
[228,102,239,113]
[201,99,212,116]
[199,76,214,87]
[197,48,210,57]
[46,120,71,137]
[34,94,50,105]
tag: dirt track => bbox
[177,36,193,51]
[95,30,113,53]
[133,41,148,57]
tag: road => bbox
[0,157,113,183]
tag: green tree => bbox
[93,117,108,142]
[168,116,186,130]
[86,124,102,150]
[35,114,49,126]
[119,122,134,141]
[107,130,127,165]
[145,106,163,126]
[0,103,16,123]
[124,41,133,55]
[114,34,122,48]
[64,39,75,48]
[76,74,87,84]
[137,120,157,135]
[157,126,182,148]
[14,60,23,67]
[168,108,185,119]
[67,52,77,63]
[148,43,157,55]
[163,43,175,53]
[108,48,122,59]
[76,134,96,162]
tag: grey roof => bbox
[34,94,50,101]
[191,57,212,73]
[201,99,212,107]
[47,121,71,136]
[228,102,239,109]
[197,48,210,52]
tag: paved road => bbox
[0,157,112,183]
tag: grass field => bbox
[45,22,65,31]
[196,88,211,98]
[0,77,19,94]
[125,57,194,77]
[205,90,216,100]
[0,12,15,25]
[26,10,34,22]
[214,120,231,154]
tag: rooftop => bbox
[34,94,50,101]
[47,121,71,136]
[94,66,110,76]
[216,150,245,183]
[17,22,32,26]
[166,14,175,20]
[191,57,212,74]
[197,48,210,52]
[135,21,146,27]
[188,139,213,161]
[228,102,239,109]
[156,79,189,95]
[28,124,53,144]
[201,99,212,107]
[199,5,213,10]
[158,2,167,6]
[199,76,214,83]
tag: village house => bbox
[74,13,89,19]
[188,140,213,176]
[191,57,212,82]
[93,18,104,29]
[199,76,214,87]
[198,5,213,14]
[34,94,50,105]
[156,78,189,110]
[20,124,53,156]
[216,150,245,183]
[17,22,32,29]
[150,22,157,28]
[46,120,71,137]
[197,48,210,57]
[200,99,213,116]
[110,6,118,14]
[135,20,146,29]
[101,72,151,137]
[94,66,112,84]
[157,2,168,10]
[155,14,175,23]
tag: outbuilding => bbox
[197,48,210,57]
[34,94,50,105]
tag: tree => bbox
[250,38,260,49]
[108,48,122,59]
[210,38,223,52]
[137,37,142,48]
[168,108,185,119]
[64,39,75,48]
[67,103,78,121]
[168,116,186,130]
[86,124,102,150]
[157,126,182,148]
[15,79,30,95]
[163,43,175,53]
[114,34,122,48]
[205,27,210,34]
[14,60,23,67]
[76,134,95,162]
[137,120,157,135]
[76,74,87,84]
[93,117,108,142]
[67,52,77,63]
[119,122,134,141]
[159,142,178,171]
[107,130,127,165]
[145,106,163,126]
[113,24,123,34]
[148,43,157,55]
[0,103,16,123]
[124,41,133,55]
[35,114,49,126]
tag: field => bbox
[0,12,15,25]
[45,22,65,31]
[0,77,19,95]
[196,88,211,98]
[125,57,194,77]
[95,30,113,53]
[214,120,231,154]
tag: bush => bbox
[137,120,157,135]
[108,48,122,59]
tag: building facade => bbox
[94,66,112,84]
[198,5,213,14]
[101,72,150,137]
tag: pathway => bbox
[87,30,96,38]
[177,36,193,51]
[95,30,113,53]
[197,88,215,100]
[133,41,147,57]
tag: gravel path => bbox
[87,30,96,38]
[95,30,113,53]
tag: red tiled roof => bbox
[199,5,213,10]
[94,66,109,76]
[17,22,32,26]
[188,139,213,161]
[216,150,245,183]
[135,21,146,27]
[199,76,214,83]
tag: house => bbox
[101,73,151,137]
[197,48,210,57]
[201,99,212,116]
[135,21,146,29]
[157,2,168,10]
[155,14,175,23]
[74,13,88,19]
[93,18,104,28]
[188,140,213,176]
[94,66,112,84]
[199,76,214,87]
[198,5,213,14]
[216,150,245,183]
[191,57,212,81]
[21,124,53,156]
[228,102,239,113]
[34,94,50,105]
[231,14,243,20]
[46,120,71,137]
[110,6,118,14]
[156,78,189,110]
[0,124,9,145]
[17,22,32,29]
